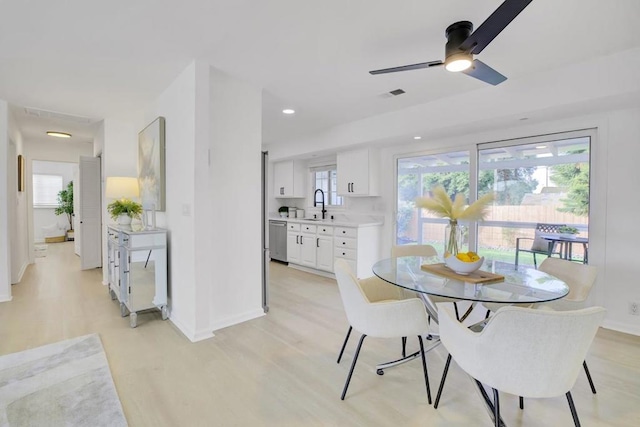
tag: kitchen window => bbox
[311,166,343,206]
[33,174,63,208]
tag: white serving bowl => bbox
[444,255,485,275]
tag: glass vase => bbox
[444,220,466,256]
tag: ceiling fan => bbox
[369,0,533,85]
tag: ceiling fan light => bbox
[445,53,472,72]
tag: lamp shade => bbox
[106,177,139,200]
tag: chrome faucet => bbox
[313,189,327,220]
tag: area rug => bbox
[0,334,127,426]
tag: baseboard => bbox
[16,261,29,283]
[211,308,265,332]
[0,294,13,303]
[169,315,215,343]
[602,319,640,337]
[287,263,335,279]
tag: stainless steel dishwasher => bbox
[269,220,288,262]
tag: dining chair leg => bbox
[583,360,597,394]
[492,388,501,427]
[566,391,582,427]
[433,353,452,409]
[337,326,352,364]
[341,334,366,400]
[454,302,460,321]
[519,396,524,409]
[402,336,407,358]
[417,335,432,404]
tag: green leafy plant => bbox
[278,206,289,213]
[54,182,74,230]
[558,226,579,235]
[107,199,143,221]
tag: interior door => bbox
[73,168,80,256]
[79,156,102,270]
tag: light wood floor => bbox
[1,242,639,426]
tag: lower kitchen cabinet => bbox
[107,225,168,328]
[316,235,334,271]
[285,221,380,277]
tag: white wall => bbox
[32,160,77,242]
[207,67,263,331]
[144,61,199,339]
[0,100,11,301]
[7,107,28,285]
[127,60,264,342]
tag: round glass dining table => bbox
[372,256,569,307]
[372,256,570,426]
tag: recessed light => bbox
[414,136,422,140]
[282,109,295,115]
[46,131,72,138]
[536,145,547,149]
[519,117,529,121]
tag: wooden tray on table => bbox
[421,263,505,284]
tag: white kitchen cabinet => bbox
[300,232,317,268]
[337,148,379,196]
[287,222,335,272]
[316,235,334,271]
[273,160,307,198]
[287,223,301,264]
[107,225,168,328]
[334,225,381,278]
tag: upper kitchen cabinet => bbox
[273,160,306,198]
[337,148,379,196]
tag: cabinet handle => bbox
[342,230,346,234]
[317,238,319,247]
[342,252,346,256]
[300,235,303,244]
[296,235,299,244]
[342,242,346,245]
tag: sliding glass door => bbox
[396,130,592,267]
[397,150,470,253]
[477,134,591,266]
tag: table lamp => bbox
[105,177,140,201]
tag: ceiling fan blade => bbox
[461,59,507,85]
[369,60,443,75]
[459,0,533,55]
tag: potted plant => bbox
[278,206,289,218]
[107,199,143,225]
[558,226,579,239]
[54,182,74,240]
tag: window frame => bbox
[32,174,64,208]
[394,129,595,253]
[310,164,344,208]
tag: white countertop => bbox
[269,216,383,228]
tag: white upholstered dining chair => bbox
[537,257,599,394]
[334,259,432,402]
[437,303,605,427]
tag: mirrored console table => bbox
[107,224,168,328]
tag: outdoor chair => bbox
[514,223,565,269]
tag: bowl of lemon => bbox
[444,252,484,275]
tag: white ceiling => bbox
[2,0,640,146]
